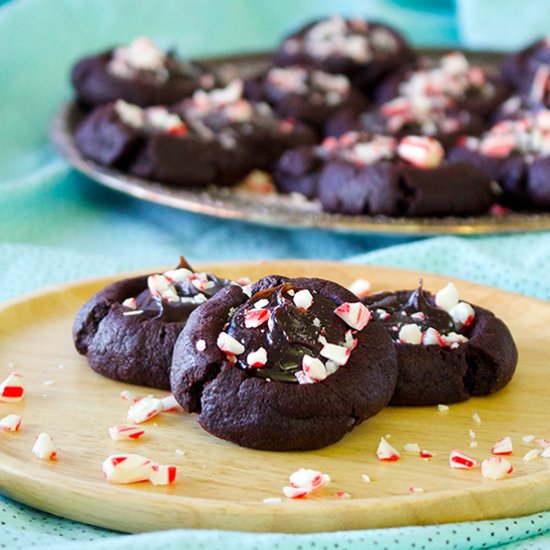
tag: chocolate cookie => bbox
[362,282,518,406]
[501,36,550,93]
[273,16,415,95]
[274,132,497,216]
[170,275,398,451]
[73,258,233,390]
[244,65,368,131]
[449,110,550,210]
[71,36,216,108]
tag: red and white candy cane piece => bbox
[127,396,163,424]
[289,468,330,491]
[343,330,358,350]
[160,394,182,412]
[150,464,178,486]
[397,136,444,169]
[0,413,21,431]
[122,297,137,310]
[32,433,57,460]
[348,278,371,298]
[334,302,371,331]
[293,289,313,310]
[0,373,25,403]
[377,437,400,461]
[244,308,270,328]
[420,450,433,459]
[422,327,445,347]
[320,342,351,366]
[336,491,351,499]
[449,302,475,327]
[102,454,153,484]
[282,486,310,499]
[108,425,146,441]
[217,332,245,355]
[481,457,513,480]
[302,355,327,382]
[491,436,513,456]
[247,347,268,368]
[449,449,479,469]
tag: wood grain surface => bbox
[0,260,548,533]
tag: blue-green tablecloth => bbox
[2,1,550,548]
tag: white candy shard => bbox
[472,412,482,424]
[491,436,513,455]
[542,447,550,458]
[247,347,268,368]
[32,433,57,460]
[361,474,372,483]
[122,297,137,309]
[481,457,513,480]
[403,442,421,453]
[127,396,164,424]
[293,289,314,310]
[0,373,24,403]
[216,332,245,355]
[149,464,178,486]
[283,468,330,499]
[435,283,460,312]
[377,437,400,461]
[302,355,327,382]
[108,425,146,441]
[449,302,475,327]
[334,302,371,331]
[449,449,478,469]
[398,324,423,344]
[263,497,283,504]
[522,434,536,444]
[120,390,142,403]
[320,342,351,366]
[409,486,425,493]
[244,308,270,328]
[422,327,445,346]
[397,136,444,168]
[438,404,450,412]
[469,429,476,439]
[0,413,21,431]
[254,298,269,309]
[348,278,371,298]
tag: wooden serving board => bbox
[0,261,549,534]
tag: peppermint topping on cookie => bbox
[435,282,460,311]
[397,136,444,168]
[334,302,371,331]
[217,332,245,356]
[109,37,167,80]
[348,278,371,298]
[247,347,268,368]
[320,132,397,165]
[398,323,423,344]
[293,289,314,310]
[114,101,187,134]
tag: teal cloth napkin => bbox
[2,0,550,549]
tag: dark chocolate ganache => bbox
[226,283,350,382]
[363,284,462,341]
[135,273,231,322]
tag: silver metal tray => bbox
[50,51,550,236]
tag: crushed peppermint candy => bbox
[195,339,207,352]
[481,457,513,480]
[377,437,400,461]
[449,449,478,469]
[246,347,268,368]
[217,332,245,356]
[102,453,176,486]
[523,448,541,462]
[0,413,21,431]
[397,136,444,169]
[435,283,460,312]
[244,308,271,328]
[334,302,371,331]
[403,442,421,453]
[522,434,536,444]
[398,323,423,344]
[293,289,314,310]
[120,390,141,403]
[409,486,425,494]
[0,373,25,403]
[491,436,513,456]
[320,342,351,366]
[32,433,57,460]
[108,425,146,441]
[361,474,372,483]
[127,396,164,424]
[336,491,351,499]
[282,468,331,499]
[472,412,481,425]
[160,394,182,412]
[263,497,283,504]
[437,404,450,412]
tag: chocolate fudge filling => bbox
[134,273,231,322]
[227,283,350,382]
[367,284,462,340]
